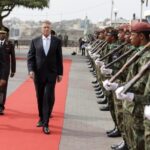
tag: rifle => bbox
[109,42,150,83]
[99,42,127,61]
[121,60,150,93]
[91,40,106,54]
[105,47,135,68]
[90,39,101,49]
[92,39,99,45]
[92,40,107,54]
[95,41,108,55]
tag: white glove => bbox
[95,57,100,61]
[100,65,113,75]
[89,51,92,54]
[89,51,93,56]
[86,45,91,50]
[103,79,118,91]
[144,105,150,120]
[95,60,104,67]
[115,86,134,101]
[91,53,100,59]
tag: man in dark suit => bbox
[0,26,16,114]
[0,28,7,87]
[27,20,63,134]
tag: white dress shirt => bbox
[42,35,51,55]
[0,39,5,46]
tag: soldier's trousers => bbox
[107,91,117,127]
[144,118,150,150]
[100,74,117,127]
[112,93,128,144]
[95,65,101,85]
[113,94,123,132]
[123,110,144,150]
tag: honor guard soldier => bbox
[115,21,150,150]
[0,28,8,112]
[0,26,16,115]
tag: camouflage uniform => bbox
[144,118,150,150]
[122,47,150,150]
[133,73,150,150]
[112,45,135,140]
[100,42,119,126]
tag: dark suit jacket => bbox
[27,35,63,82]
[0,46,8,80]
[3,40,16,79]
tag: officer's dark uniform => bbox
[0,26,16,114]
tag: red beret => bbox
[131,22,150,32]
[118,24,130,32]
[99,28,105,33]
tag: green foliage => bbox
[0,0,49,25]
[0,0,49,9]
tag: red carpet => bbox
[0,59,72,150]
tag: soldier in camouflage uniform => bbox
[133,71,150,150]
[115,22,150,150]
[104,24,134,149]
[144,117,150,150]
[98,28,121,137]
[102,24,138,148]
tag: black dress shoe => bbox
[114,141,128,150]
[97,93,105,98]
[107,128,121,137]
[97,98,107,104]
[36,120,43,127]
[106,127,116,134]
[96,91,103,95]
[99,105,109,111]
[43,127,50,134]
[92,72,96,75]
[87,63,91,65]
[90,69,94,72]
[93,74,96,77]
[88,66,92,68]
[97,94,105,99]
[95,87,102,92]
[0,107,4,115]
[93,85,100,88]
[92,80,98,84]
[111,141,124,149]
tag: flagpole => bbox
[140,0,144,22]
[110,0,114,26]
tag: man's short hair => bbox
[42,20,51,25]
